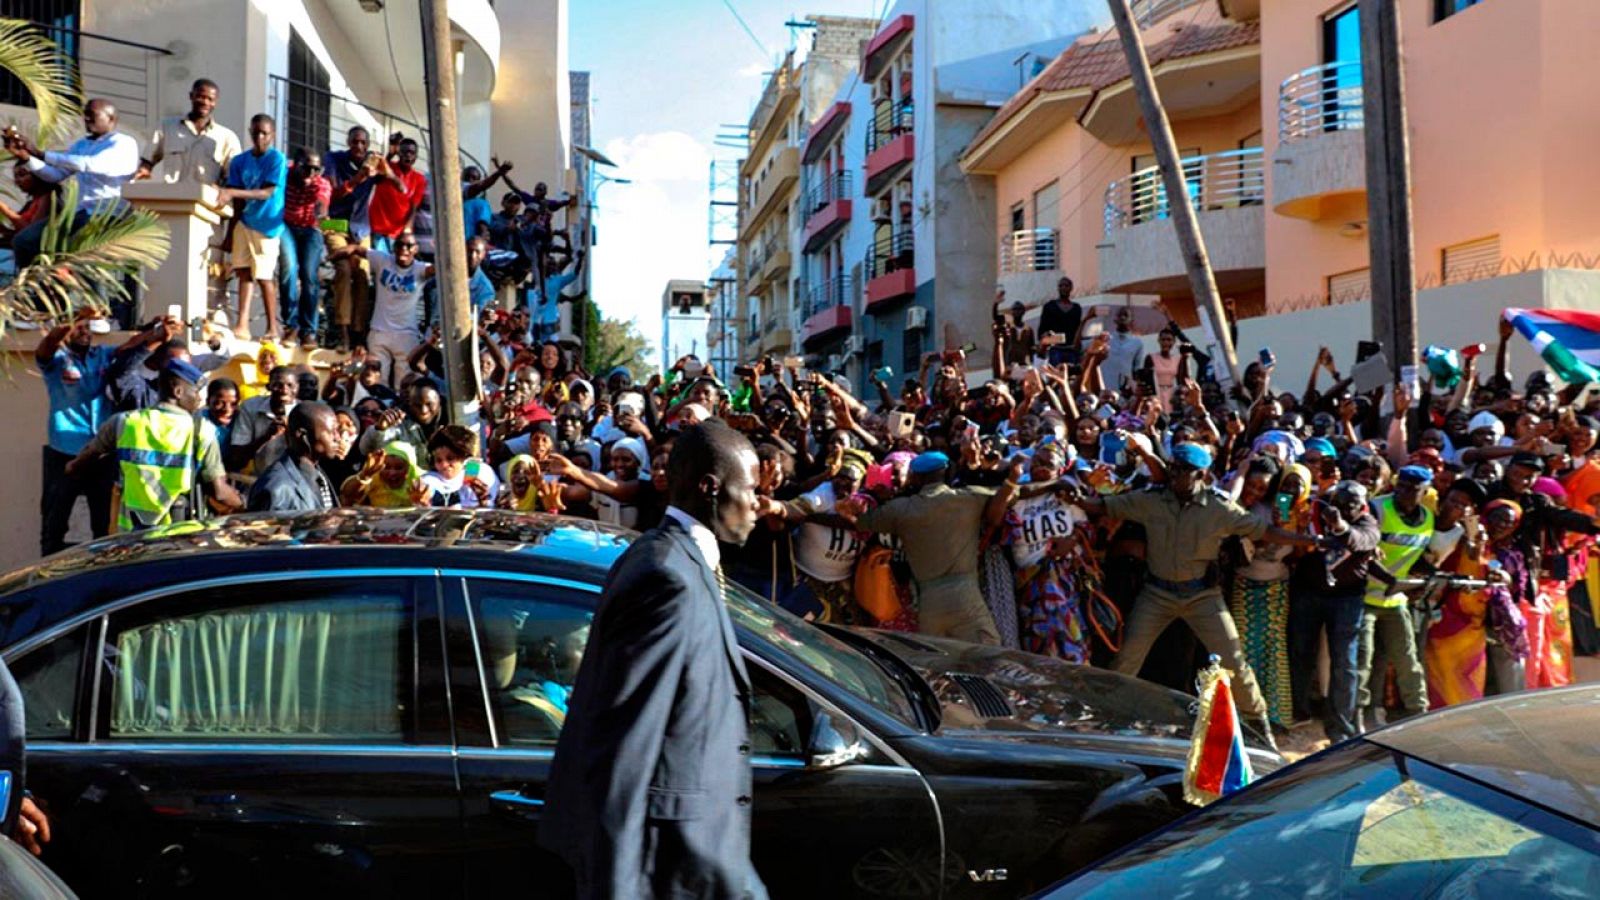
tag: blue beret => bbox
[1397,465,1434,485]
[1169,442,1213,470]
[1303,437,1338,458]
[909,451,950,474]
[163,357,204,385]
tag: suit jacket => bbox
[247,454,333,513]
[540,516,766,899]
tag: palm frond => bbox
[0,180,170,331]
[0,18,81,149]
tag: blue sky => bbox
[570,0,887,350]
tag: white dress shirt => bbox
[28,131,141,212]
[664,505,720,570]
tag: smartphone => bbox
[464,459,483,481]
[783,355,805,369]
[1134,366,1156,393]
[682,359,705,379]
[1259,347,1275,369]
[888,410,916,439]
[1039,332,1064,347]
[1356,340,1382,363]
[963,421,979,443]
[1274,492,1292,524]
[1098,431,1128,467]
[166,303,182,322]
[733,365,756,378]
[872,366,894,383]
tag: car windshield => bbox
[723,580,919,727]
[1057,741,1600,898]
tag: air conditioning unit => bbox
[905,306,928,330]
[827,354,845,372]
[844,335,865,355]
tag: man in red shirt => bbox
[278,148,331,348]
[367,135,427,251]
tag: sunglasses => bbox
[395,242,419,249]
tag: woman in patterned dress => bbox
[1226,459,1300,728]
[1005,444,1091,662]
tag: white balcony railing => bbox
[1279,61,1364,143]
[1104,147,1265,235]
[1132,0,1204,27]
[999,228,1060,275]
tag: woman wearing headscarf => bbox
[1525,477,1577,688]
[1003,442,1091,661]
[1226,457,1297,728]
[500,454,564,513]
[546,436,650,528]
[1425,492,1532,706]
[340,440,425,508]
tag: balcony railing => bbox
[3,25,172,132]
[1279,61,1364,143]
[762,317,778,335]
[266,74,485,173]
[866,231,915,280]
[999,228,1060,274]
[1104,147,1265,235]
[804,170,853,216]
[806,275,853,319]
[866,100,914,155]
[1132,0,1204,27]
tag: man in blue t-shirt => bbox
[218,113,287,341]
[463,159,512,242]
[531,248,584,343]
[35,310,118,554]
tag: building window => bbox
[1032,180,1060,234]
[1009,203,1025,232]
[286,29,330,156]
[1442,235,1501,285]
[901,325,923,376]
[866,340,883,375]
[1327,268,1372,305]
[0,1,80,109]
[1435,0,1486,23]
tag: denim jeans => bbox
[1291,589,1365,743]
[278,224,325,338]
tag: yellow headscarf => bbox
[507,454,544,512]
[357,441,423,508]
[1280,462,1315,531]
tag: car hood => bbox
[853,630,1278,758]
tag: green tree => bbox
[0,19,170,334]
[585,309,654,383]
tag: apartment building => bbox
[770,0,1109,392]
[706,248,741,377]
[964,0,1600,387]
[661,280,710,371]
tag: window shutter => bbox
[1442,235,1501,285]
[1327,268,1371,305]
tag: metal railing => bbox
[2,24,171,134]
[759,233,785,268]
[804,169,853,216]
[999,228,1060,274]
[265,74,485,172]
[1103,146,1265,235]
[806,274,853,319]
[746,241,766,277]
[762,317,777,335]
[1279,61,1365,143]
[1132,0,1204,27]
[865,230,915,280]
[866,99,914,155]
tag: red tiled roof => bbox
[965,17,1260,158]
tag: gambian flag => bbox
[1183,662,1253,806]
[1504,308,1600,385]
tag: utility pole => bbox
[1360,0,1418,378]
[418,0,480,421]
[1104,0,1239,386]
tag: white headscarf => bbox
[609,437,651,479]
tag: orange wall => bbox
[1262,0,1600,308]
[994,93,1261,296]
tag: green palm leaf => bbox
[0,179,170,330]
[0,18,82,150]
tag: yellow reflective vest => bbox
[1365,496,1434,608]
[115,407,196,532]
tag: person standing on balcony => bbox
[278,148,331,349]
[1097,306,1147,393]
[533,247,585,343]
[367,135,428,253]
[463,159,512,242]
[1036,276,1082,367]
[138,78,240,185]
[217,114,287,341]
[325,126,377,350]
[5,99,141,272]
[329,233,432,388]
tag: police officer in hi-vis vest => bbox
[66,357,242,529]
[1358,465,1437,727]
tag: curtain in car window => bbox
[112,598,404,738]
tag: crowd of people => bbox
[38,258,1600,748]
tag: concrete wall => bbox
[931,104,999,356]
[491,0,569,194]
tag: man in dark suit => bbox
[247,401,339,513]
[542,420,772,899]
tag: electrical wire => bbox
[382,1,429,157]
[721,0,771,59]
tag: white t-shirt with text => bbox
[369,249,427,335]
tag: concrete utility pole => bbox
[418,0,480,421]
[1360,0,1418,378]
[1104,0,1240,387]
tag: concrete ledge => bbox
[1098,204,1264,293]
[1272,129,1366,220]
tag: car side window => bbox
[747,663,812,758]
[467,584,592,747]
[9,625,85,739]
[102,579,412,742]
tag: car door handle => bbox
[490,789,544,818]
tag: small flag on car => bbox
[1184,657,1253,805]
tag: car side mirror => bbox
[806,710,868,769]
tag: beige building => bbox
[962,0,1600,388]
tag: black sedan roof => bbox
[0,509,634,642]
[1367,683,1600,828]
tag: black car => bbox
[0,834,76,899]
[0,509,1278,899]
[1041,683,1600,898]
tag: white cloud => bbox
[737,62,769,78]
[589,130,724,358]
